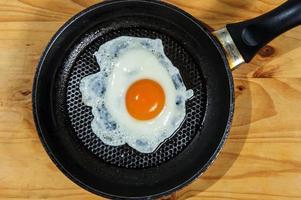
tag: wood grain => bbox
[0,0,300,199]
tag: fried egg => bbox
[80,36,193,153]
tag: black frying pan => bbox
[32,0,301,199]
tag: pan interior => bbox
[56,16,207,169]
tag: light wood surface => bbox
[0,0,301,199]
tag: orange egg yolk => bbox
[126,79,165,120]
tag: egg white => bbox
[80,36,193,153]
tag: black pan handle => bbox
[226,0,301,63]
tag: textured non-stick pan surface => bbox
[57,16,207,169]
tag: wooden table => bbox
[1,0,300,199]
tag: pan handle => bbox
[214,0,301,69]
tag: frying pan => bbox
[32,0,301,199]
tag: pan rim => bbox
[32,0,234,199]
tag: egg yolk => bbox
[126,79,165,120]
